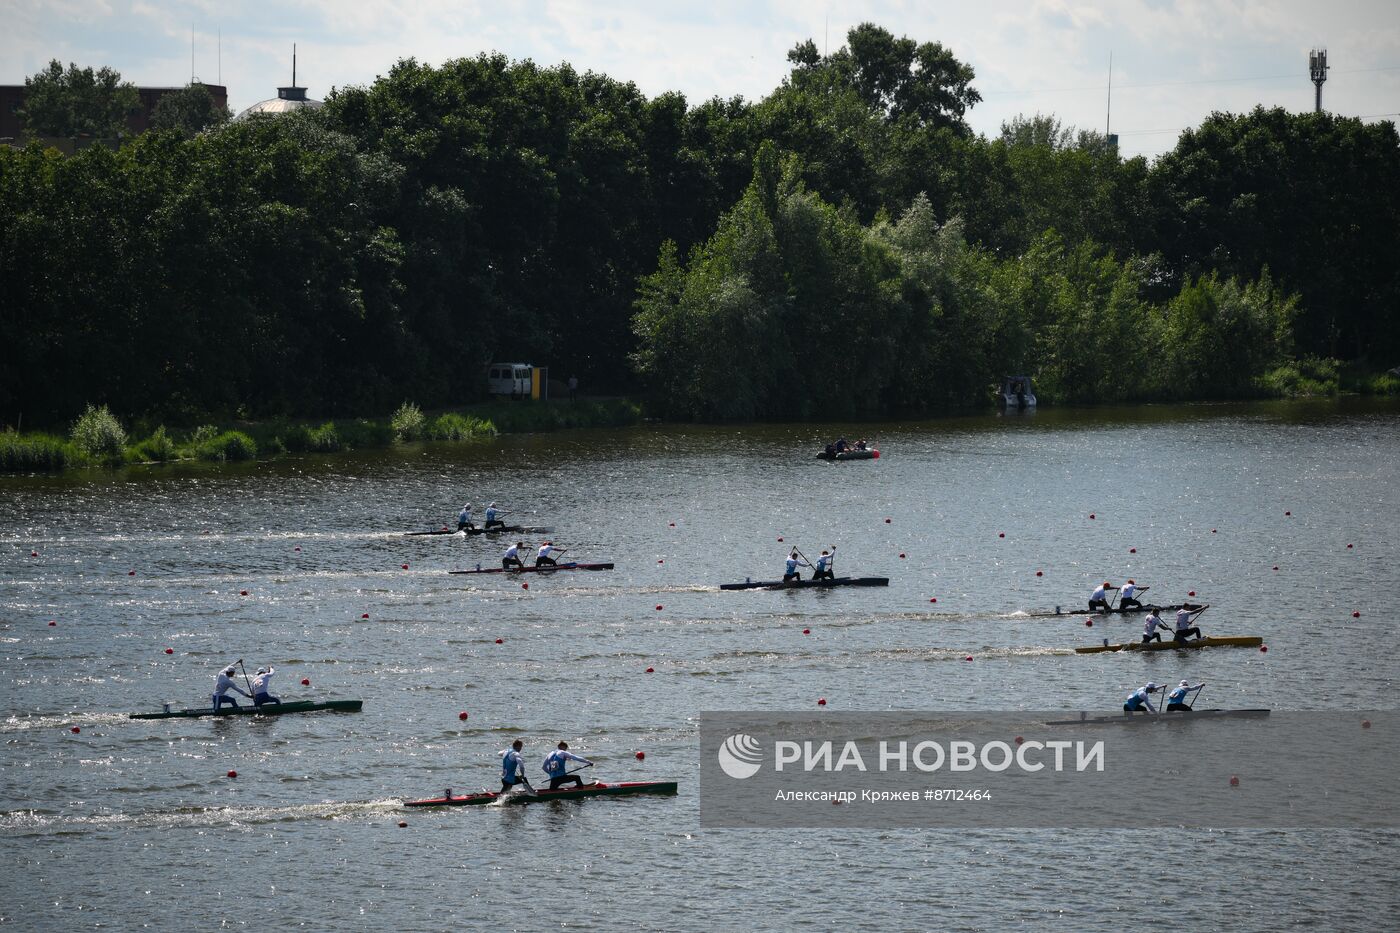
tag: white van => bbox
[486,363,533,398]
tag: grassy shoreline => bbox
[1,399,643,474]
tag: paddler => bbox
[1142,607,1170,644]
[783,549,811,583]
[541,741,594,790]
[835,437,850,453]
[457,503,476,532]
[212,665,251,711]
[1119,580,1148,611]
[503,541,525,571]
[484,502,506,530]
[1089,582,1117,612]
[536,541,564,568]
[251,666,281,707]
[500,739,531,794]
[811,549,835,581]
[1167,680,1204,711]
[1123,682,1163,714]
[1174,605,1208,642]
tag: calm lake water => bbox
[2,399,1398,930]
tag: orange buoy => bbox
[301,678,310,686]
[458,711,468,721]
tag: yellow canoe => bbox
[1075,636,1263,655]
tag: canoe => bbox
[720,576,890,591]
[1034,602,1204,617]
[1074,636,1263,654]
[402,525,549,536]
[449,561,614,575]
[816,449,879,460]
[403,780,679,808]
[1045,709,1271,725]
[129,699,363,720]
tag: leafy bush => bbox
[391,402,426,442]
[70,404,127,461]
[427,412,495,441]
[338,419,392,448]
[1257,357,1340,397]
[194,430,257,461]
[0,431,70,472]
[305,422,341,452]
[188,424,220,447]
[133,426,177,462]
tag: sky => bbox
[5,0,1399,159]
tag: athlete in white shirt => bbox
[503,542,524,571]
[783,550,811,583]
[251,667,280,707]
[812,549,835,581]
[1124,682,1162,713]
[484,503,506,530]
[457,503,475,531]
[1143,609,1170,643]
[1119,580,1148,611]
[1174,605,1208,642]
[541,742,594,790]
[1167,680,1204,711]
[1089,582,1116,612]
[536,542,564,568]
[213,666,250,711]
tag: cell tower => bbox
[1309,48,1328,113]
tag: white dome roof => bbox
[235,86,322,121]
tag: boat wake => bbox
[0,798,404,837]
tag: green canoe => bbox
[129,699,364,720]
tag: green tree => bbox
[19,60,141,138]
[149,83,231,137]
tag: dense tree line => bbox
[2,24,1397,428]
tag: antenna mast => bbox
[1309,48,1328,112]
[1105,51,1113,135]
[293,43,297,86]
[191,25,195,83]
